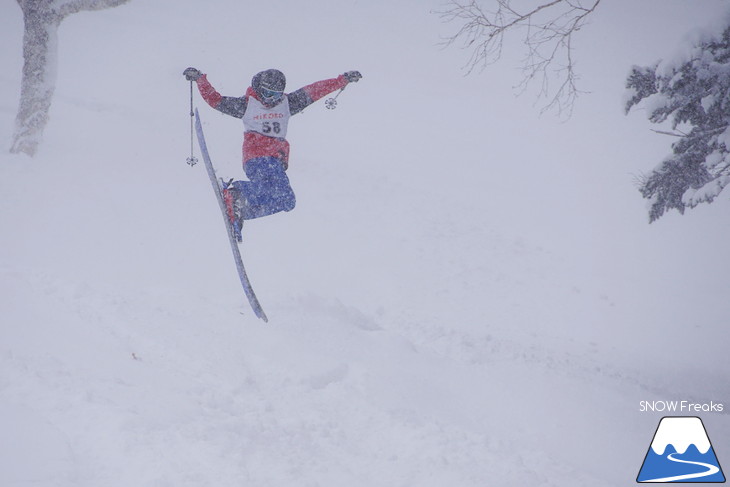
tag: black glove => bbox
[183,67,203,81]
[343,70,362,83]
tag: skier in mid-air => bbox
[183,67,362,241]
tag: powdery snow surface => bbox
[1,1,730,486]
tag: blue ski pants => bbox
[232,157,296,220]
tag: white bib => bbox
[243,95,291,138]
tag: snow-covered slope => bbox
[1,1,729,486]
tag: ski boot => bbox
[221,179,246,242]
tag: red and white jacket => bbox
[196,74,348,169]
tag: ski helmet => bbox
[252,69,286,106]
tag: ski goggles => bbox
[260,86,284,102]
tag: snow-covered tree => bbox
[625,22,730,223]
[11,0,131,157]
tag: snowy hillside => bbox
[2,1,730,486]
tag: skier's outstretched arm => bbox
[183,68,247,118]
[288,71,362,115]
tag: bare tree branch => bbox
[436,0,601,117]
[651,129,686,138]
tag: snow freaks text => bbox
[639,401,724,413]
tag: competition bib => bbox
[243,95,291,138]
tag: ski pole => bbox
[325,85,347,110]
[186,80,198,167]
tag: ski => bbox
[194,108,268,322]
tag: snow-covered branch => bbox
[625,21,730,222]
[52,0,131,20]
